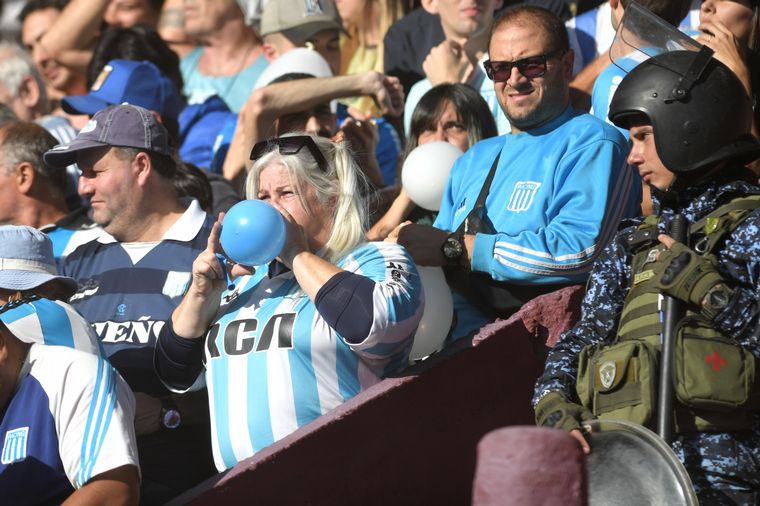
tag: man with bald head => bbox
[395,6,640,339]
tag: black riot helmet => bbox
[609,49,760,174]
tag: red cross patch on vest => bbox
[705,351,728,372]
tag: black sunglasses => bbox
[250,135,329,173]
[483,49,565,82]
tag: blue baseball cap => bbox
[61,59,183,119]
[43,104,172,167]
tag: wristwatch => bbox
[161,399,182,430]
[702,283,733,319]
[441,234,465,263]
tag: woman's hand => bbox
[172,214,249,338]
[270,203,310,269]
[188,217,228,298]
[697,20,751,96]
[268,201,344,301]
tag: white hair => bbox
[0,42,48,109]
[247,133,369,264]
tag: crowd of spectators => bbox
[0,0,758,504]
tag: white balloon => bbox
[410,266,454,362]
[401,141,463,211]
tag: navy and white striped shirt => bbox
[61,199,214,394]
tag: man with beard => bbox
[393,6,640,340]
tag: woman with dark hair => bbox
[368,83,498,240]
[86,24,183,92]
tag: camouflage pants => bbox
[672,427,760,505]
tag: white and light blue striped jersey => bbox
[567,0,701,75]
[566,2,615,75]
[0,297,105,356]
[0,344,138,503]
[434,105,640,337]
[190,241,422,471]
[40,208,110,266]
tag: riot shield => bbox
[610,1,701,74]
[584,419,698,506]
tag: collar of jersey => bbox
[511,103,575,138]
[268,260,290,278]
[95,198,207,244]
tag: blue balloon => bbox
[220,200,286,266]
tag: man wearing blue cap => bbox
[61,59,183,122]
[44,103,217,503]
[60,59,184,144]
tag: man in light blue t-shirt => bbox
[180,0,268,113]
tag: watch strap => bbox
[161,398,182,430]
[441,233,464,264]
[701,283,734,320]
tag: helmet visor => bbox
[610,1,702,74]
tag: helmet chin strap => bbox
[656,162,726,210]
[672,165,720,191]
[665,46,715,103]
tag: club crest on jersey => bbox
[1,427,29,464]
[162,271,192,298]
[70,278,99,302]
[454,198,468,219]
[223,288,239,304]
[506,181,541,212]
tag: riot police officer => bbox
[534,48,760,504]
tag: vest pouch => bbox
[577,340,659,426]
[576,344,594,409]
[675,324,755,412]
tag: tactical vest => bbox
[577,196,760,433]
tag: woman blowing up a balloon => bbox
[154,134,424,472]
